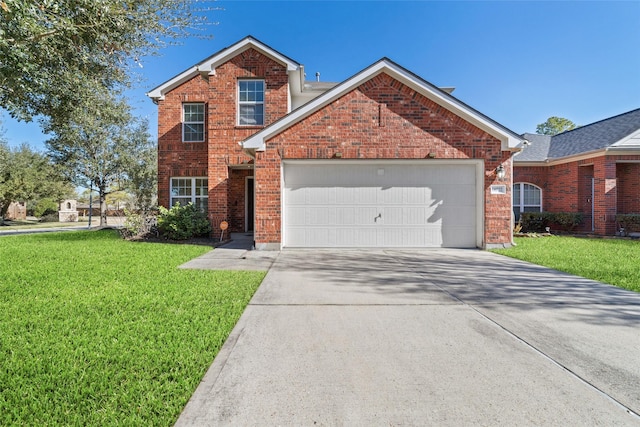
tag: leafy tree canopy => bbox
[536,116,578,136]
[0,0,215,122]
[45,95,156,225]
[0,142,74,221]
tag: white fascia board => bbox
[147,36,300,102]
[147,66,199,101]
[196,38,300,75]
[243,59,524,151]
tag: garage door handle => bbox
[375,213,382,222]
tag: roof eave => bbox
[243,59,525,151]
[513,161,549,167]
[147,36,301,102]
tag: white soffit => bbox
[243,58,524,151]
[147,36,300,101]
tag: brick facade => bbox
[255,73,512,246]
[618,163,640,214]
[514,155,640,235]
[153,38,521,248]
[156,48,289,232]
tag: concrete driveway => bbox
[177,249,640,426]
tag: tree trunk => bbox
[0,200,10,225]
[99,190,107,227]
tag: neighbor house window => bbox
[513,182,542,222]
[182,103,205,142]
[170,178,208,212]
[238,80,264,126]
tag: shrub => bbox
[549,212,583,232]
[32,198,59,217]
[616,214,640,233]
[121,209,158,239]
[39,213,59,223]
[520,212,583,233]
[157,203,211,240]
[520,213,547,232]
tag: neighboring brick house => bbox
[148,36,524,249]
[514,108,640,235]
[5,202,27,220]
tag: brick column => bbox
[593,158,617,235]
[208,157,229,230]
[253,150,282,250]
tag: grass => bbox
[493,236,640,293]
[0,230,265,425]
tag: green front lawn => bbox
[0,230,264,425]
[493,236,640,293]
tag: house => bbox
[147,36,524,249]
[514,109,640,235]
[5,201,27,220]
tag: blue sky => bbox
[3,0,640,150]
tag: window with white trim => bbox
[513,183,542,222]
[170,178,208,212]
[238,80,264,126]
[182,103,205,142]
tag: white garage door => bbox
[283,161,481,248]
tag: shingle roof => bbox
[515,133,551,162]
[514,108,640,163]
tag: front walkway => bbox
[179,233,277,271]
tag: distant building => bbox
[58,200,79,222]
[6,202,27,220]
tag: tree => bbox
[45,96,154,226]
[0,0,216,123]
[126,125,158,214]
[0,143,74,223]
[536,117,577,135]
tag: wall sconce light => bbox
[495,164,506,180]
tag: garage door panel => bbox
[439,206,476,227]
[402,187,430,204]
[283,162,479,248]
[437,185,476,206]
[442,226,476,247]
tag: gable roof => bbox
[515,108,640,163]
[516,133,552,161]
[147,36,301,101]
[242,58,524,152]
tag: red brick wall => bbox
[515,155,640,235]
[617,162,640,214]
[546,163,580,212]
[513,166,547,190]
[577,164,594,232]
[156,77,210,208]
[156,48,290,232]
[593,157,618,234]
[255,72,512,246]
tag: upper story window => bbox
[183,103,205,142]
[513,182,542,222]
[238,80,264,126]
